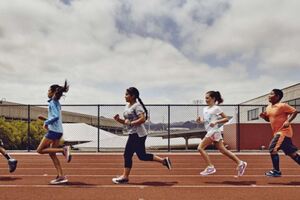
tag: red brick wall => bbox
[223,123,300,150]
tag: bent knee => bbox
[198,145,205,152]
[36,148,43,154]
[49,153,56,157]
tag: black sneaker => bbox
[265,169,282,177]
[8,159,18,173]
[112,176,129,184]
[163,157,172,170]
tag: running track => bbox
[0,153,300,200]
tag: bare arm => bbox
[216,112,229,124]
[209,112,228,127]
[113,114,125,124]
[126,113,146,126]
[196,116,202,123]
[114,113,146,126]
[283,111,298,128]
[259,112,270,122]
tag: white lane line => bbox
[0,184,299,188]
[0,167,299,170]
[1,174,300,177]
[8,152,276,155]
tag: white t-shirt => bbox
[203,105,223,134]
[123,102,147,137]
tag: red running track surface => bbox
[0,153,300,200]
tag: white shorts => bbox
[205,130,223,142]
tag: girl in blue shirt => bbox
[37,80,72,185]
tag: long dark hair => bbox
[206,91,224,104]
[50,80,69,101]
[127,87,148,120]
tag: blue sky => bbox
[0,0,299,104]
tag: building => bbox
[223,83,300,151]
[241,83,300,123]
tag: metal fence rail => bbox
[0,104,299,152]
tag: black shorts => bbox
[269,134,298,155]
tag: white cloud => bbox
[198,0,300,71]
[0,0,299,105]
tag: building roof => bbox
[241,82,300,104]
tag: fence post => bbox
[167,105,171,152]
[27,105,31,152]
[97,105,100,152]
[236,105,241,152]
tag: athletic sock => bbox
[271,154,280,171]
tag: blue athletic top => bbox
[44,99,63,133]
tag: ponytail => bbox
[214,91,223,104]
[137,97,148,120]
[207,91,224,104]
[50,80,69,101]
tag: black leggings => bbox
[124,133,154,168]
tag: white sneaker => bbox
[112,176,129,184]
[200,166,216,176]
[50,176,68,185]
[237,161,247,176]
[63,146,72,163]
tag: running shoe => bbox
[163,157,172,170]
[237,161,247,176]
[200,166,216,176]
[50,176,68,185]
[63,146,72,162]
[112,176,129,184]
[8,159,18,173]
[265,169,282,177]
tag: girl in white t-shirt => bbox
[112,87,172,184]
[196,91,247,176]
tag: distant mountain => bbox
[145,120,204,131]
[145,116,232,131]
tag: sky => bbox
[0,0,299,105]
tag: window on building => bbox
[296,99,300,111]
[287,100,296,107]
[285,98,300,110]
[262,106,267,113]
[248,108,259,121]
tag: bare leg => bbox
[36,137,64,154]
[0,147,6,156]
[198,137,214,167]
[215,140,241,165]
[153,155,164,163]
[122,168,131,179]
[49,140,64,177]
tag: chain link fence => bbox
[0,103,299,152]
